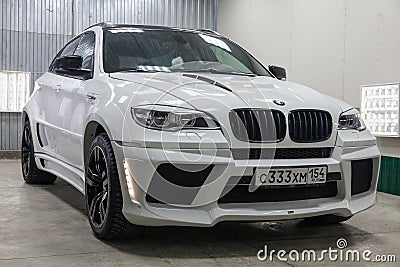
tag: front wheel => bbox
[85,133,136,240]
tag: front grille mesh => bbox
[231,147,333,160]
[229,109,286,142]
[351,159,373,195]
[288,110,333,143]
[218,181,338,203]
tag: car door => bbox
[52,32,96,169]
[35,36,82,156]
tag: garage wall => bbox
[1,0,217,92]
[217,0,400,157]
[0,112,22,151]
[0,0,217,151]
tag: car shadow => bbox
[42,179,87,215]
[105,222,371,259]
[43,178,373,260]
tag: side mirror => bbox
[54,55,92,79]
[268,65,286,81]
[54,55,83,71]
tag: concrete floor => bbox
[0,160,399,267]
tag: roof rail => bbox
[84,22,113,31]
[196,28,220,36]
[83,22,218,33]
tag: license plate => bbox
[254,166,327,186]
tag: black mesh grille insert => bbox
[351,159,373,195]
[146,164,214,205]
[231,147,333,160]
[218,182,338,203]
[230,109,286,142]
[288,110,333,143]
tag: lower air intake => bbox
[351,159,373,195]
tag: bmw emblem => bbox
[273,100,285,106]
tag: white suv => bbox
[22,23,380,240]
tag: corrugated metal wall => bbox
[0,112,22,151]
[74,0,217,34]
[0,0,217,151]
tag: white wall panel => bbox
[217,0,292,73]
[344,0,400,106]
[218,0,400,106]
[290,0,345,99]
[218,0,400,156]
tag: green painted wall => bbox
[378,156,400,196]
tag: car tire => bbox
[21,120,57,184]
[85,133,136,240]
[304,214,353,224]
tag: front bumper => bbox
[112,131,380,227]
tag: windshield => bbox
[103,28,271,76]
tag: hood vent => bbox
[182,73,232,92]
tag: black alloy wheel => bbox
[86,145,109,228]
[85,133,137,240]
[21,124,32,178]
[21,119,56,184]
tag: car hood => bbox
[110,72,349,148]
[110,72,346,114]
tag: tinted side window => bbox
[74,32,95,70]
[60,37,81,57]
[49,36,82,72]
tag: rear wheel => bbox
[21,120,57,184]
[304,214,352,224]
[85,133,136,240]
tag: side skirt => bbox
[34,152,85,194]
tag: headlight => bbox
[131,105,219,131]
[338,109,366,131]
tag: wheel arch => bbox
[22,111,29,123]
[22,111,30,137]
[83,119,113,170]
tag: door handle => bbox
[86,93,98,103]
[54,84,61,92]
